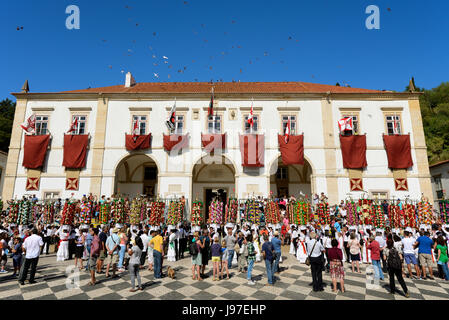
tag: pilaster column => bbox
[89,97,109,195]
[2,99,27,200]
[408,98,433,203]
[321,98,339,204]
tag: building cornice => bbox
[12,92,423,101]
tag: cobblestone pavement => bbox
[0,246,448,300]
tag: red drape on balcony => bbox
[63,134,89,168]
[125,134,152,151]
[22,135,50,169]
[339,135,367,169]
[239,134,264,167]
[201,133,226,153]
[277,135,304,165]
[163,134,189,152]
[383,134,413,169]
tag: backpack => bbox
[189,241,199,256]
[387,248,402,270]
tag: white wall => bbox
[10,95,428,205]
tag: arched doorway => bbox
[191,155,236,222]
[269,156,313,199]
[114,154,159,197]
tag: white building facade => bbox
[429,160,449,208]
[3,79,433,210]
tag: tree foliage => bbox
[0,98,15,153]
[414,82,449,164]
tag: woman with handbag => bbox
[306,231,326,292]
[191,232,204,281]
[328,239,345,293]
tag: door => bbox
[205,188,228,222]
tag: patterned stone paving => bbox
[1,247,448,300]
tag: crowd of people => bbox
[0,192,448,299]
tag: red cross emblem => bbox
[26,177,39,191]
[350,178,363,191]
[395,178,408,191]
[66,178,79,191]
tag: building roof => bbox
[59,81,383,94]
[429,159,449,169]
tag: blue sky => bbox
[2,0,449,100]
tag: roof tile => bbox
[59,81,382,94]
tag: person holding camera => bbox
[306,231,326,292]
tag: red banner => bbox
[63,134,89,169]
[125,134,152,151]
[277,135,304,165]
[383,135,413,169]
[22,135,50,169]
[239,134,264,167]
[339,135,367,169]
[163,134,189,152]
[201,133,226,153]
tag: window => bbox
[244,115,258,133]
[281,115,297,135]
[44,191,60,200]
[276,167,288,180]
[342,114,359,135]
[174,115,184,134]
[207,115,222,133]
[35,116,49,135]
[71,115,87,135]
[144,167,157,180]
[386,115,401,135]
[132,115,147,135]
[370,191,389,200]
[433,175,444,199]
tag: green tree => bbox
[410,82,449,164]
[0,98,16,153]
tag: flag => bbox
[338,117,353,133]
[21,114,36,134]
[284,118,291,144]
[67,117,78,134]
[208,87,214,117]
[247,99,254,128]
[132,118,140,141]
[393,116,399,135]
[166,99,176,131]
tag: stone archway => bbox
[191,154,236,222]
[114,154,159,197]
[269,156,313,198]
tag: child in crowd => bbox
[220,240,229,280]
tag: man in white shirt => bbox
[306,231,326,292]
[19,228,44,285]
[402,230,421,279]
[140,229,150,267]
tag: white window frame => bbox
[244,114,259,133]
[174,114,185,134]
[207,114,222,134]
[35,115,49,135]
[70,114,88,135]
[341,114,359,135]
[281,115,297,135]
[131,115,148,135]
[385,114,402,135]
